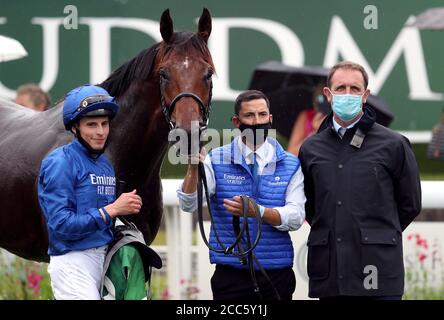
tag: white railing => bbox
[420,181,444,209]
[158,179,193,300]
[398,131,432,144]
[157,180,444,299]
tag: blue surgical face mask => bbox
[329,90,363,121]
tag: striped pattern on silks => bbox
[208,138,300,270]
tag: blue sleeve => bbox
[38,155,112,241]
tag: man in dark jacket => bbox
[299,61,421,300]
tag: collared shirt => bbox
[332,114,362,135]
[176,136,306,231]
[240,136,275,174]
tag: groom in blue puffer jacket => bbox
[177,90,306,300]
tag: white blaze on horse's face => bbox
[183,56,190,69]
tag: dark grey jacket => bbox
[299,107,421,298]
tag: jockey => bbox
[38,84,143,300]
[62,85,118,155]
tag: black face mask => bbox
[238,122,272,146]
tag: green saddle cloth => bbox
[102,244,147,300]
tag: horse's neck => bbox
[107,82,169,187]
[0,98,43,124]
[0,100,68,146]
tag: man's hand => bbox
[182,148,207,193]
[223,196,258,218]
[223,196,282,226]
[188,148,207,167]
[105,189,142,218]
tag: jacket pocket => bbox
[307,229,330,280]
[360,228,403,278]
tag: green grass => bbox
[151,230,166,246]
[413,143,444,180]
[151,230,199,246]
[0,253,53,300]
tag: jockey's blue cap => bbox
[63,84,119,130]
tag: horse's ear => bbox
[160,9,174,43]
[198,8,212,43]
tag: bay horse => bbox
[0,8,214,262]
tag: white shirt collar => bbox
[332,114,362,133]
[235,136,275,166]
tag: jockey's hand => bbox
[223,196,257,218]
[105,189,142,217]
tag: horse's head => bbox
[156,8,214,134]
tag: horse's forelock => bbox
[158,32,214,71]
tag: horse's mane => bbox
[100,32,214,98]
[100,43,160,97]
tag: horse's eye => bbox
[206,70,213,81]
[159,70,169,81]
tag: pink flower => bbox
[418,253,427,262]
[27,272,43,289]
[416,238,429,249]
[161,288,169,300]
[27,272,43,297]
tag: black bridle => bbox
[159,76,213,130]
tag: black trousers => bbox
[211,264,296,301]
